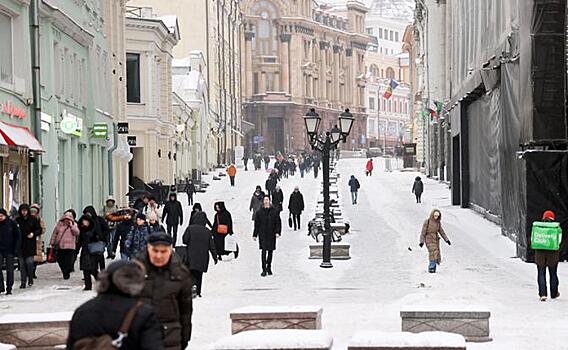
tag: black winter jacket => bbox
[182,222,217,272]
[0,217,21,255]
[412,180,424,195]
[253,206,282,251]
[67,293,164,350]
[288,192,305,215]
[16,207,42,258]
[136,252,193,350]
[272,190,284,212]
[163,200,183,226]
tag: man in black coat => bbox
[182,212,217,297]
[288,186,305,231]
[272,186,284,213]
[67,261,163,350]
[0,208,21,295]
[162,193,184,246]
[185,179,196,206]
[412,176,424,203]
[253,196,282,277]
[16,204,41,288]
[136,233,193,350]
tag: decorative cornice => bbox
[350,41,367,50]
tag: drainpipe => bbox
[30,0,42,204]
[107,123,118,196]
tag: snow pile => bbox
[349,331,466,347]
[231,305,322,314]
[400,305,490,313]
[0,312,72,324]
[212,330,333,349]
[0,344,15,350]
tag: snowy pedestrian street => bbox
[1,158,567,349]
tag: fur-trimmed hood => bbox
[96,261,146,296]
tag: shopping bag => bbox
[531,221,562,251]
[225,235,237,252]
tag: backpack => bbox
[531,221,562,251]
[73,301,143,350]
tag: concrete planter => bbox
[0,313,71,349]
[309,243,351,260]
[401,309,491,342]
[230,306,323,335]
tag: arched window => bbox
[369,64,379,77]
[386,67,395,79]
[251,1,279,56]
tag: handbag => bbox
[217,224,229,235]
[88,241,106,255]
[47,247,57,263]
[73,302,143,350]
[288,214,293,228]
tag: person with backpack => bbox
[49,212,80,280]
[67,260,163,350]
[412,176,424,203]
[532,210,564,301]
[348,175,361,205]
[419,209,451,273]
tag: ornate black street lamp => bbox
[304,108,354,268]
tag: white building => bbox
[125,7,180,185]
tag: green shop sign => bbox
[92,123,108,138]
[60,110,83,137]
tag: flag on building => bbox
[426,99,443,118]
[383,79,399,100]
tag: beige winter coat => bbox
[420,210,449,264]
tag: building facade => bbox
[125,7,179,185]
[128,0,243,166]
[241,0,371,155]
[39,0,114,231]
[0,0,41,217]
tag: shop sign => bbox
[117,122,129,134]
[1,101,27,119]
[127,136,137,146]
[92,123,108,138]
[60,111,83,137]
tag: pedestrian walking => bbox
[162,193,183,245]
[189,203,212,227]
[227,164,237,187]
[249,186,265,220]
[83,205,110,271]
[289,158,296,176]
[212,202,233,261]
[532,210,564,301]
[102,196,118,259]
[64,208,79,272]
[264,155,271,170]
[67,260,163,350]
[16,204,42,288]
[299,156,305,178]
[148,212,166,233]
[78,215,105,291]
[49,212,79,280]
[288,186,305,231]
[185,179,196,206]
[313,154,321,178]
[265,173,277,199]
[133,194,150,213]
[136,232,193,350]
[0,208,20,295]
[243,155,249,171]
[29,203,45,278]
[253,196,282,277]
[125,213,151,259]
[419,209,451,273]
[272,186,284,213]
[366,158,374,176]
[412,176,424,203]
[142,197,162,223]
[111,211,135,261]
[348,175,361,205]
[182,211,218,297]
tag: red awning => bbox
[0,121,44,152]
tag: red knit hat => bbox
[542,210,556,221]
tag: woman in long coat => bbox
[419,209,450,273]
[212,202,233,261]
[253,196,282,277]
[78,215,104,290]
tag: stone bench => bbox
[330,223,348,234]
[348,331,466,350]
[401,307,491,342]
[0,312,72,349]
[309,243,351,260]
[212,330,333,350]
[230,306,323,335]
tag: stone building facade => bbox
[241,0,371,155]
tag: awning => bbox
[0,121,44,152]
[241,120,255,134]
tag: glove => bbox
[253,236,257,241]
[446,240,451,246]
[419,243,424,248]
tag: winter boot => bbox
[428,267,436,273]
[261,270,267,277]
[540,296,547,302]
[267,267,273,276]
[552,292,560,299]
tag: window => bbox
[252,2,279,57]
[266,72,275,91]
[366,27,373,35]
[395,32,399,42]
[253,72,259,94]
[369,64,379,77]
[378,28,382,39]
[369,97,375,110]
[389,30,394,41]
[0,12,12,84]
[386,67,395,79]
[126,53,140,103]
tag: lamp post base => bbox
[320,261,333,268]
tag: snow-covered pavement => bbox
[1,158,567,349]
